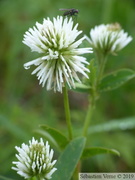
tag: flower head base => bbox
[85,23,132,55]
[12,137,57,179]
[23,16,92,92]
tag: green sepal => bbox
[29,177,37,180]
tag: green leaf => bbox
[51,137,86,180]
[88,117,135,134]
[82,147,120,159]
[74,83,91,93]
[99,68,135,91]
[73,59,98,93]
[36,125,69,151]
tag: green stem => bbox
[73,161,81,180]
[63,85,73,140]
[96,53,108,85]
[83,95,95,137]
[83,53,108,137]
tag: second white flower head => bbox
[85,23,132,55]
[23,16,92,92]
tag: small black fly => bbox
[59,8,79,17]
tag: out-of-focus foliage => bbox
[0,0,135,178]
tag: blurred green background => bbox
[0,0,135,179]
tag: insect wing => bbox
[59,8,73,11]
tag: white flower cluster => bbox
[12,137,57,179]
[86,23,132,55]
[23,16,92,92]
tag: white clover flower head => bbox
[12,137,57,180]
[23,16,93,93]
[85,23,132,55]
